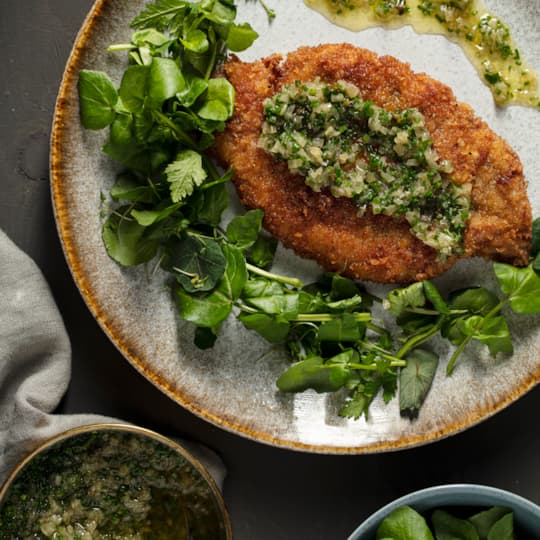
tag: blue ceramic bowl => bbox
[348,484,540,539]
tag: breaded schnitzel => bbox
[212,44,532,283]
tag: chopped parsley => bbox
[259,79,470,258]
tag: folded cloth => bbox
[0,229,225,488]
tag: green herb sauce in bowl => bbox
[0,424,231,539]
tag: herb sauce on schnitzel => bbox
[259,78,470,259]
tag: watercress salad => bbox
[376,504,519,540]
[78,0,540,420]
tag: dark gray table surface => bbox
[2,1,540,538]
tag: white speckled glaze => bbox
[51,0,540,453]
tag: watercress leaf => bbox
[184,46,214,77]
[78,70,118,130]
[531,217,540,257]
[176,76,208,107]
[238,313,290,343]
[103,139,164,174]
[319,313,364,342]
[243,278,284,298]
[131,45,153,66]
[187,182,228,226]
[423,281,449,314]
[131,202,180,226]
[176,287,232,327]
[181,28,209,52]
[468,507,511,540]
[110,173,157,203]
[448,287,500,316]
[226,22,259,51]
[194,326,218,349]
[330,349,358,365]
[441,316,468,346]
[432,509,479,540]
[217,244,247,301]
[325,295,364,311]
[102,209,159,266]
[165,149,207,203]
[207,0,236,25]
[131,28,170,47]
[226,209,264,249]
[458,315,513,356]
[297,290,325,314]
[486,512,514,540]
[168,236,226,292]
[109,112,137,150]
[385,282,426,317]
[376,505,434,540]
[148,57,185,106]
[397,311,436,335]
[133,109,156,143]
[245,293,301,318]
[118,64,149,112]
[330,274,361,300]
[494,262,540,314]
[277,354,351,394]
[399,349,438,418]
[130,0,188,31]
[247,235,278,268]
[196,78,235,121]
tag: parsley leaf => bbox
[165,150,207,203]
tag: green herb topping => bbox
[259,79,470,258]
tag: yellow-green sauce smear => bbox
[260,79,470,258]
[305,0,540,109]
[0,431,227,539]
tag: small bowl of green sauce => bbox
[0,423,232,539]
[347,484,540,539]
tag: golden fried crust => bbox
[212,44,532,283]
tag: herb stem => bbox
[153,110,197,150]
[204,42,218,81]
[359,342,408,365]
[366,322,388,334]
[201,155,224,183]
[396,320,442,358]
[245,263,304,288]
[446,335,473,375]
[348,360,406,371]
[292,313,371,323]
[258,0,276,19]
[108,43,136,51]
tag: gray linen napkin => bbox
[0,228,225,488]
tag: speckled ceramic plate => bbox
[51,0,540,453]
